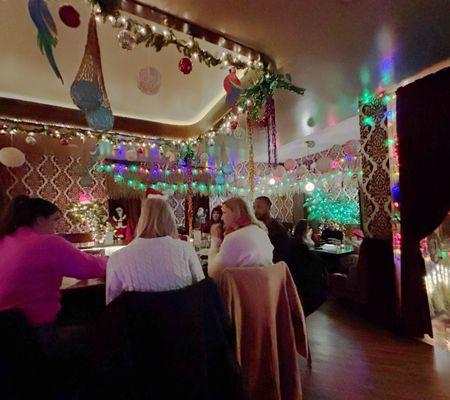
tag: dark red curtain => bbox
[397,67,450,337]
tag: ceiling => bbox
[1,0,449,159]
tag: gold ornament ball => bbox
[117,29,137,51]
[25,135,37,145]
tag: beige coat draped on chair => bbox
[217,262,310,400]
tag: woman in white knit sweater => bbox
[106,197,204,304]
[208,197,274,278]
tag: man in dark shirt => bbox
[321,220,344,243]
[253,196,289,263]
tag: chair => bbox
[91,278,244,400]
[216,262,310,400]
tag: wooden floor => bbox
[299,302,450,400]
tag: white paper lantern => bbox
[125,149,138,161]
[137,66,162,95]
[0,147,26,167]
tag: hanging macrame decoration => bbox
[71,14,114,131]
[265,95,278,165]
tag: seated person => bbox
[106,197,204,304]
[287,220,327,316]
[208,197,273,278]
[0,196,106,330]
[321,220,344,244]
[204,205,224,239]
[253,196,289,263]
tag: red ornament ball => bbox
[59,5,81,28]
[178,58,193,75]
[136,147,144,154]
[60,138,69,146]
[230,120,239,130]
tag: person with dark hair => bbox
[205,205,224,239]
[0,195,107,329]
[253,196,289,263]
[321,220,344,244]
[286,220,327,316]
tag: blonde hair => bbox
[136,198,178,239]
[223,197,267,232]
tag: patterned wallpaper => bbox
[359,98,392,239]
[0,154,107,234]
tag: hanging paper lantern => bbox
[390,183,401,203]
[284,159,296,171]
[117,29,137,50]
[274,165,286,178]
[216,175,225,185]
[137,66,162,95]
[59,5,81,28]
[316,157,332,173]
[25,135,37,145]
[178,58,192,75]
[0,147,26,167]
[86,106,114,131]
[70,81,103,111]
[343,139,360,156]
[125,149,138,161]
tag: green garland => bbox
[90,0,260,71]
[237,72,305,120]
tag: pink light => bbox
[79,194,91,204]
[331,160,340,169]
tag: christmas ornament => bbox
[59,5,81,28]
[178,57,192,75]
[0,147,26,168]
[391,183,401,203]
[331,160,340,169]
[28,0,63,83]
[60,138,69,146]
[208,137,215,147]
[137,66,162,95]
[25,135,37,145]
[230,120,239,130]
[136,146,144,154]
[117,29,137,50]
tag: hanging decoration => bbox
[117,29,137,50]
[237,72,305,121]
[265,95,278,165]
[90,1,264,71]
[223,68,241,110]
[247,116,255,196]
[304,189,360,225]
[0,147,26,168]
[59,5,81,28]
[25,134,37,145]
[28,0,63,83]
[137,66,162,95]
[178,57,193,75]
[71,14,114,131]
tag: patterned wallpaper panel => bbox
[0,154,107,234]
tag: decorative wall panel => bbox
[359,98,392,239]
[0,154,107,234]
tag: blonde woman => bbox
[106,198,204,304]
[208,197,274,278]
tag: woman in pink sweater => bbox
[0,196,106,327]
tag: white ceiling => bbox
[0,0,244,126]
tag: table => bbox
[312,246,355,273]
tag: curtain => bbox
[397,67,450,337]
